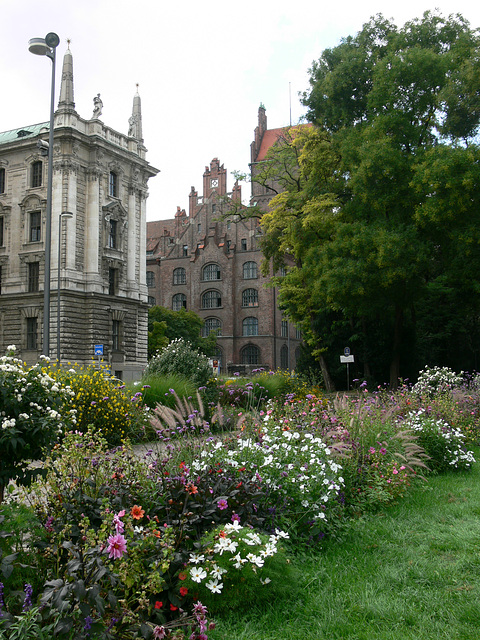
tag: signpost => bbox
[94,344,103,367]
[340,347,354,390]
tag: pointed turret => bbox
[57,43,75,111]
[128,85,143,141]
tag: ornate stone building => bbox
[0,46,158,379]
[146,107,302,373]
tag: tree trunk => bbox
[389,305,403,389]
[319,353,336,392]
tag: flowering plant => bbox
[189,411,345,536]
[145,339,212,387]
[181,522,290,613]
[412,365,464,396]
[0,347,74,503]
[402,409,476,471]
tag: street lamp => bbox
[57,211,73,361]
[28,32,60,357]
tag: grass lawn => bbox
[208,448,480,640]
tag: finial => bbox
[66,38,71,49]
[136,83,139,93]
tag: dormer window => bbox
[109,171,118,198]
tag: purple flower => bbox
[217,499,228,510]
[113,510,125,534]
[23,583,33,611]
[153,626,166,639]
[84,615,93,634]
[231,513,241,523]
[106,533,127,559]
[0,582,5,618]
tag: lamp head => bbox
[28,32,60,56]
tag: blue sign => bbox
[94,344,104,356]
[344,346,350,356]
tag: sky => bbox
[2,1,480,220]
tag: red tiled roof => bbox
[256,123,313,162]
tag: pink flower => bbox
[113,510,126,533]
[107,533,127,559]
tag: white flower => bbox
[205,579,223,593]
[189,553,205,564]
[260,577,271,585]
[224,521,243,533]
[190,567,207,583]
[210,564,227,579]
[230,553,247,569]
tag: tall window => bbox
[203,317,222,337]
[26,317,37,350]
[241,344,260,365]
[109,171,118,197]
[29,211,41,242]
[182,245,188,256]
[0,265,2,295]
[280,345,289,370]
[28,262,39,292]
[112,319,120,350]
[31,161,43,188]
[173,267,186,285]
[0,216,3,246]
[202,290,221,309]
[202,263,221,281]
[108,219,117,249]
[281,319,288,338]
[242,288,258,307]
[148,295,156,306]
[243,261,257,279]
[242,317,258,336]
[172,293,187,311]
[108,267,118,295]
[241,238,247,250]
[0,168,5,194]
[146,271,155,287]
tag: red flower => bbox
[179,587,188,596]
[186,483,198,495]
[170,604,178,611]
[178,572,187,581]
[154,601,163,609]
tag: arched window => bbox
[203,317,222,337]
[202,263,221,281]
[202,290,222,309]
[242,317,258,336]
[280,345,289,370]
[31,161,43,188]
[146,271,155,287]
[241,344,260,365]
[172,293,187,311]
[173,267,186,285]
[242,288,258,307]
[243,261,257,279]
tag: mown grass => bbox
[208,447,480,640]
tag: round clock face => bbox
[211,178,219,188]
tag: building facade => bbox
[146,108,302,373]
[0,47,158,379]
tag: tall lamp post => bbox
[57,211,73,361]
[28,32,60,357]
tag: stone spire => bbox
[128,85,143,141]
[57,42,75,111]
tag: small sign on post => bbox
[340,347,354,390]
[94,344,103,367]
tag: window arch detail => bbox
[172,293,187,310]
[203,317,222,337]
[243,261,257,279]
[242,316,258,336]
[241,344,260,365]
[242,288,258,307]
[173,267,186,285]
[202,263,221,281]
[202,290,222,309]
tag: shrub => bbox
[0,346,74,503]
[412,365,464,396]
[54,363,149,445]
[145,339,212,387]
[181,523,291,614]
[131,374,197,411]
[402,409,476,472]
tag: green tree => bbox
[148,306,216,359]
[259,11,480,387]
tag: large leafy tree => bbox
[147,306,216,359]
[259,11,480,387]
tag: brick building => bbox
[0,46,158,379]
[146,108,302,374]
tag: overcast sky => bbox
[2,1,480,220]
